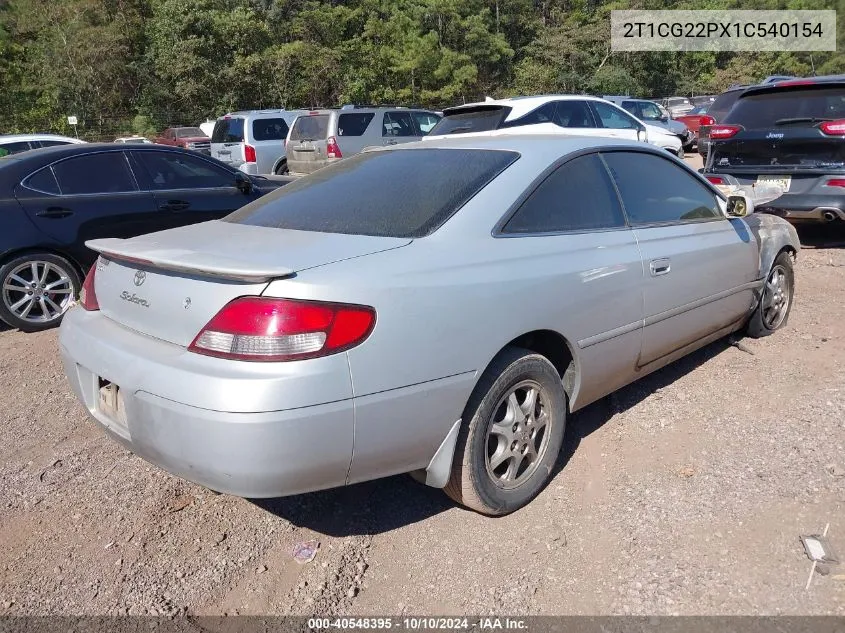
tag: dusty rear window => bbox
[225,148,519,238]
[289,115,331,141]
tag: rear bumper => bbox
[59,307,354,498]
[754,193,845,224]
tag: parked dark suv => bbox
[703,78,845,225]
[697,85,748,159]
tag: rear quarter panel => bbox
[261,158,644,482]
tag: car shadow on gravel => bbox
[555,337,732,477]
[252,474,453,537]
[797,223,845,249]
[254,338,734,536]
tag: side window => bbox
[502,154,626,234]
[252,118,289,141]
[620,101,639,117]
[337,113,375,137]
[554,101,594,128]
[591,102,639,129]
[52,153,136,195]
[23,167,60,195]
[0,141,33,155]
[602,151,721,225]
[382,112,416,137]
[638,102,663,121]
[411,112,441,135]
[135,151,233,190]
[36,140,73,148]
[505,102,557,127]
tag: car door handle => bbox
[385,140,399,145]
[650,258,671,276]
[36,207,73,219]
[160,200,191,212]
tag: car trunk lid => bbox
[87,220,410,346]
[708,129,845,174]
[287,113,331,175]
[210,116,246,168]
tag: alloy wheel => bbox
[485,380,551,489]
[762,263,791,330]
[2,260,75,324]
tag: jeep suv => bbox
[284,106,441,176]
[210,109,307,175]
[703,77,845,224]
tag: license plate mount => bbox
[756,174,791,193]
[98,380,128,434]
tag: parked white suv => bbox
[425,95,683,157]
[0,134,84,157]
[210,109,308,176]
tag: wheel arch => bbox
[418,329,578,490]
[272,156,288,174]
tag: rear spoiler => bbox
[86,238,296,283]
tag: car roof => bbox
[0,133,83,144]
[220,109,309,118]
[444,95,620,121]
[739,76,845,98]
[4,142,207,161]
[380,132,656,159]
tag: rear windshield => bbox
[708,90,744,121]
[252,118,289,141]
[428,107,510,135]
[225,148,519,238]
[725,86,845,129]
[176,127,206,138]
[212,118,245,143]
[289,114,331,141]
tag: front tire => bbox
[0,253,81,332]
[676,146,686,158]
[444,347,567,515]
[746,251,794,338]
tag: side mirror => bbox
[726,194,753,217]
[659,115,668,123]
[235,172,253,194]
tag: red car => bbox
[674,106,715,141]
[154,127,211,155]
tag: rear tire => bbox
[0,252,81,332]
[746,251,794,338]
[444,347,566,516]
[274,160,289,175]
[676,146,686,158]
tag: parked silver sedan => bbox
[59,135,800,515]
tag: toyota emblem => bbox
[133,271,146,287]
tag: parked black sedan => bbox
[0,143,285,331]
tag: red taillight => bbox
[709,125,742,140]
[825,178,845,188]
[326,136,342,159]
[705,175,726,185]
[244,145,257,163]
[700,115,715,126]
[188,297,375,362]
[820,119,845,136]
[79,262,99,311]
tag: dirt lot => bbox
[1,156,844,615]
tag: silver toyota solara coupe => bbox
[59,135,800,515]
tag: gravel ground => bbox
[1,171,844,615]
